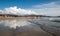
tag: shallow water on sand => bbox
[0,18,53,36]
[28,17,60,36]
[0,18,60,36]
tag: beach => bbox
[0,18,53,36]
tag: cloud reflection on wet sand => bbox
[0,19,52,36]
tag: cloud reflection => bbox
[0,19,31,29]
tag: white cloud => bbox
[0,6,37,15]
[0,2,60,16]
[31,2,60,16]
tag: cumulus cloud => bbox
[0,6,37,15]
[0,2,60,16]
[31,2,60,16]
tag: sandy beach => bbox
[0,19,53,36]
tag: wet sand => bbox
[0,19,53,36]
[28,19,60,36]
[0,26,52,36]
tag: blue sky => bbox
[0,0,60,16]
[0,0,58,9]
